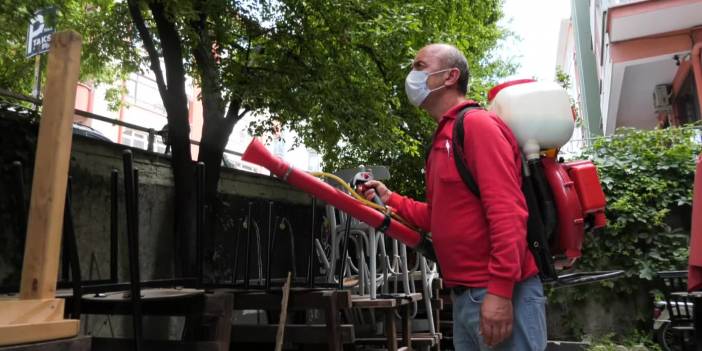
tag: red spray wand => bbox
[241,138,435,259]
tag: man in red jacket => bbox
[363,44,546,350]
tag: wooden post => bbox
[274,273,292,351]
[0,30,82,346]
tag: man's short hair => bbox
[440,45,470,95]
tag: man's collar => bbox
[440,100,479,121]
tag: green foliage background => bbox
[0,1,141,98]
[549,126,702,337]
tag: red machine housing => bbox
[542,157,607,269]
[565,160,608,227]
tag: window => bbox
[154,138,167,153]
[125,74,166,114]
[122,128,147,150]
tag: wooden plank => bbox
[0,335,90,351]
[19,31,83,300]
[0,30,82,347]
[230,325,355,344]
[225,289,351,310]
[274,273,291,351]
[384,310,398,351]
[91,338,220,351]
[0,299,64,325]
[326,291,341,351]
[402,304,412,350]
[78,292,204,316]
[434,304,442,351]
[352,296,397,308]
[204,293,233,351]
[0,320,80,347]
[356,333,439,347]
[402,293,423,303]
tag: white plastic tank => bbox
[488,81,574,160]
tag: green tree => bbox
[0,0,513,273]
[0,1,140,98]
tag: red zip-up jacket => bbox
[387,101,539,299]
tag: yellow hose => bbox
[309,171,420,231]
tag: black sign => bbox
[26,7,56,58]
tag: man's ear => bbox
[444,68,460,88]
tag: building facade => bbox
[72,73,322,174]
[566,0,702,137]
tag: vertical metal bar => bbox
[11,161,28,241]
[400,243,410,296]
[420,256,436,335]
[122,150,142,351]
[61,220,70,282]
[195,162,205,287]
[110,169,118,283]
[232,218,241,286]
[338,214,352,290]
[306,198,317,288]
[325,205,337,283]
[369,228,377,299]
[63,177,82,318]
[255,221,263,287]
[285,218,297,283]
[244,201,252,289]
[392,239,400,294]
[266,202,274,290]
[379,234,390,295]
[358,239,366,295]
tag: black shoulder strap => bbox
[452,104,483,198]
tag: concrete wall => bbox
[64,135,315,285]
[1,124,316,283]
[0,112,320,337]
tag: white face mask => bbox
[404,68,451,107]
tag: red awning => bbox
[688,153,702,292]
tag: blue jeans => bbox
[452,276,547,351]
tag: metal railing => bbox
[0,87,244,158]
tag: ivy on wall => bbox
[549,125,702,337]
[580,126,701,279]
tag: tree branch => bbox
[225,97,242,121]
[357,44,387,79]
[237,107,251,120]
[190,0,224,118]
[126,0,168,99]
[148,1,187,105]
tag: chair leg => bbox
[63,177,82,319]
[680,330,688,351]
[123,150,143,351]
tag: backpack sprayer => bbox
[485,80,606,275]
